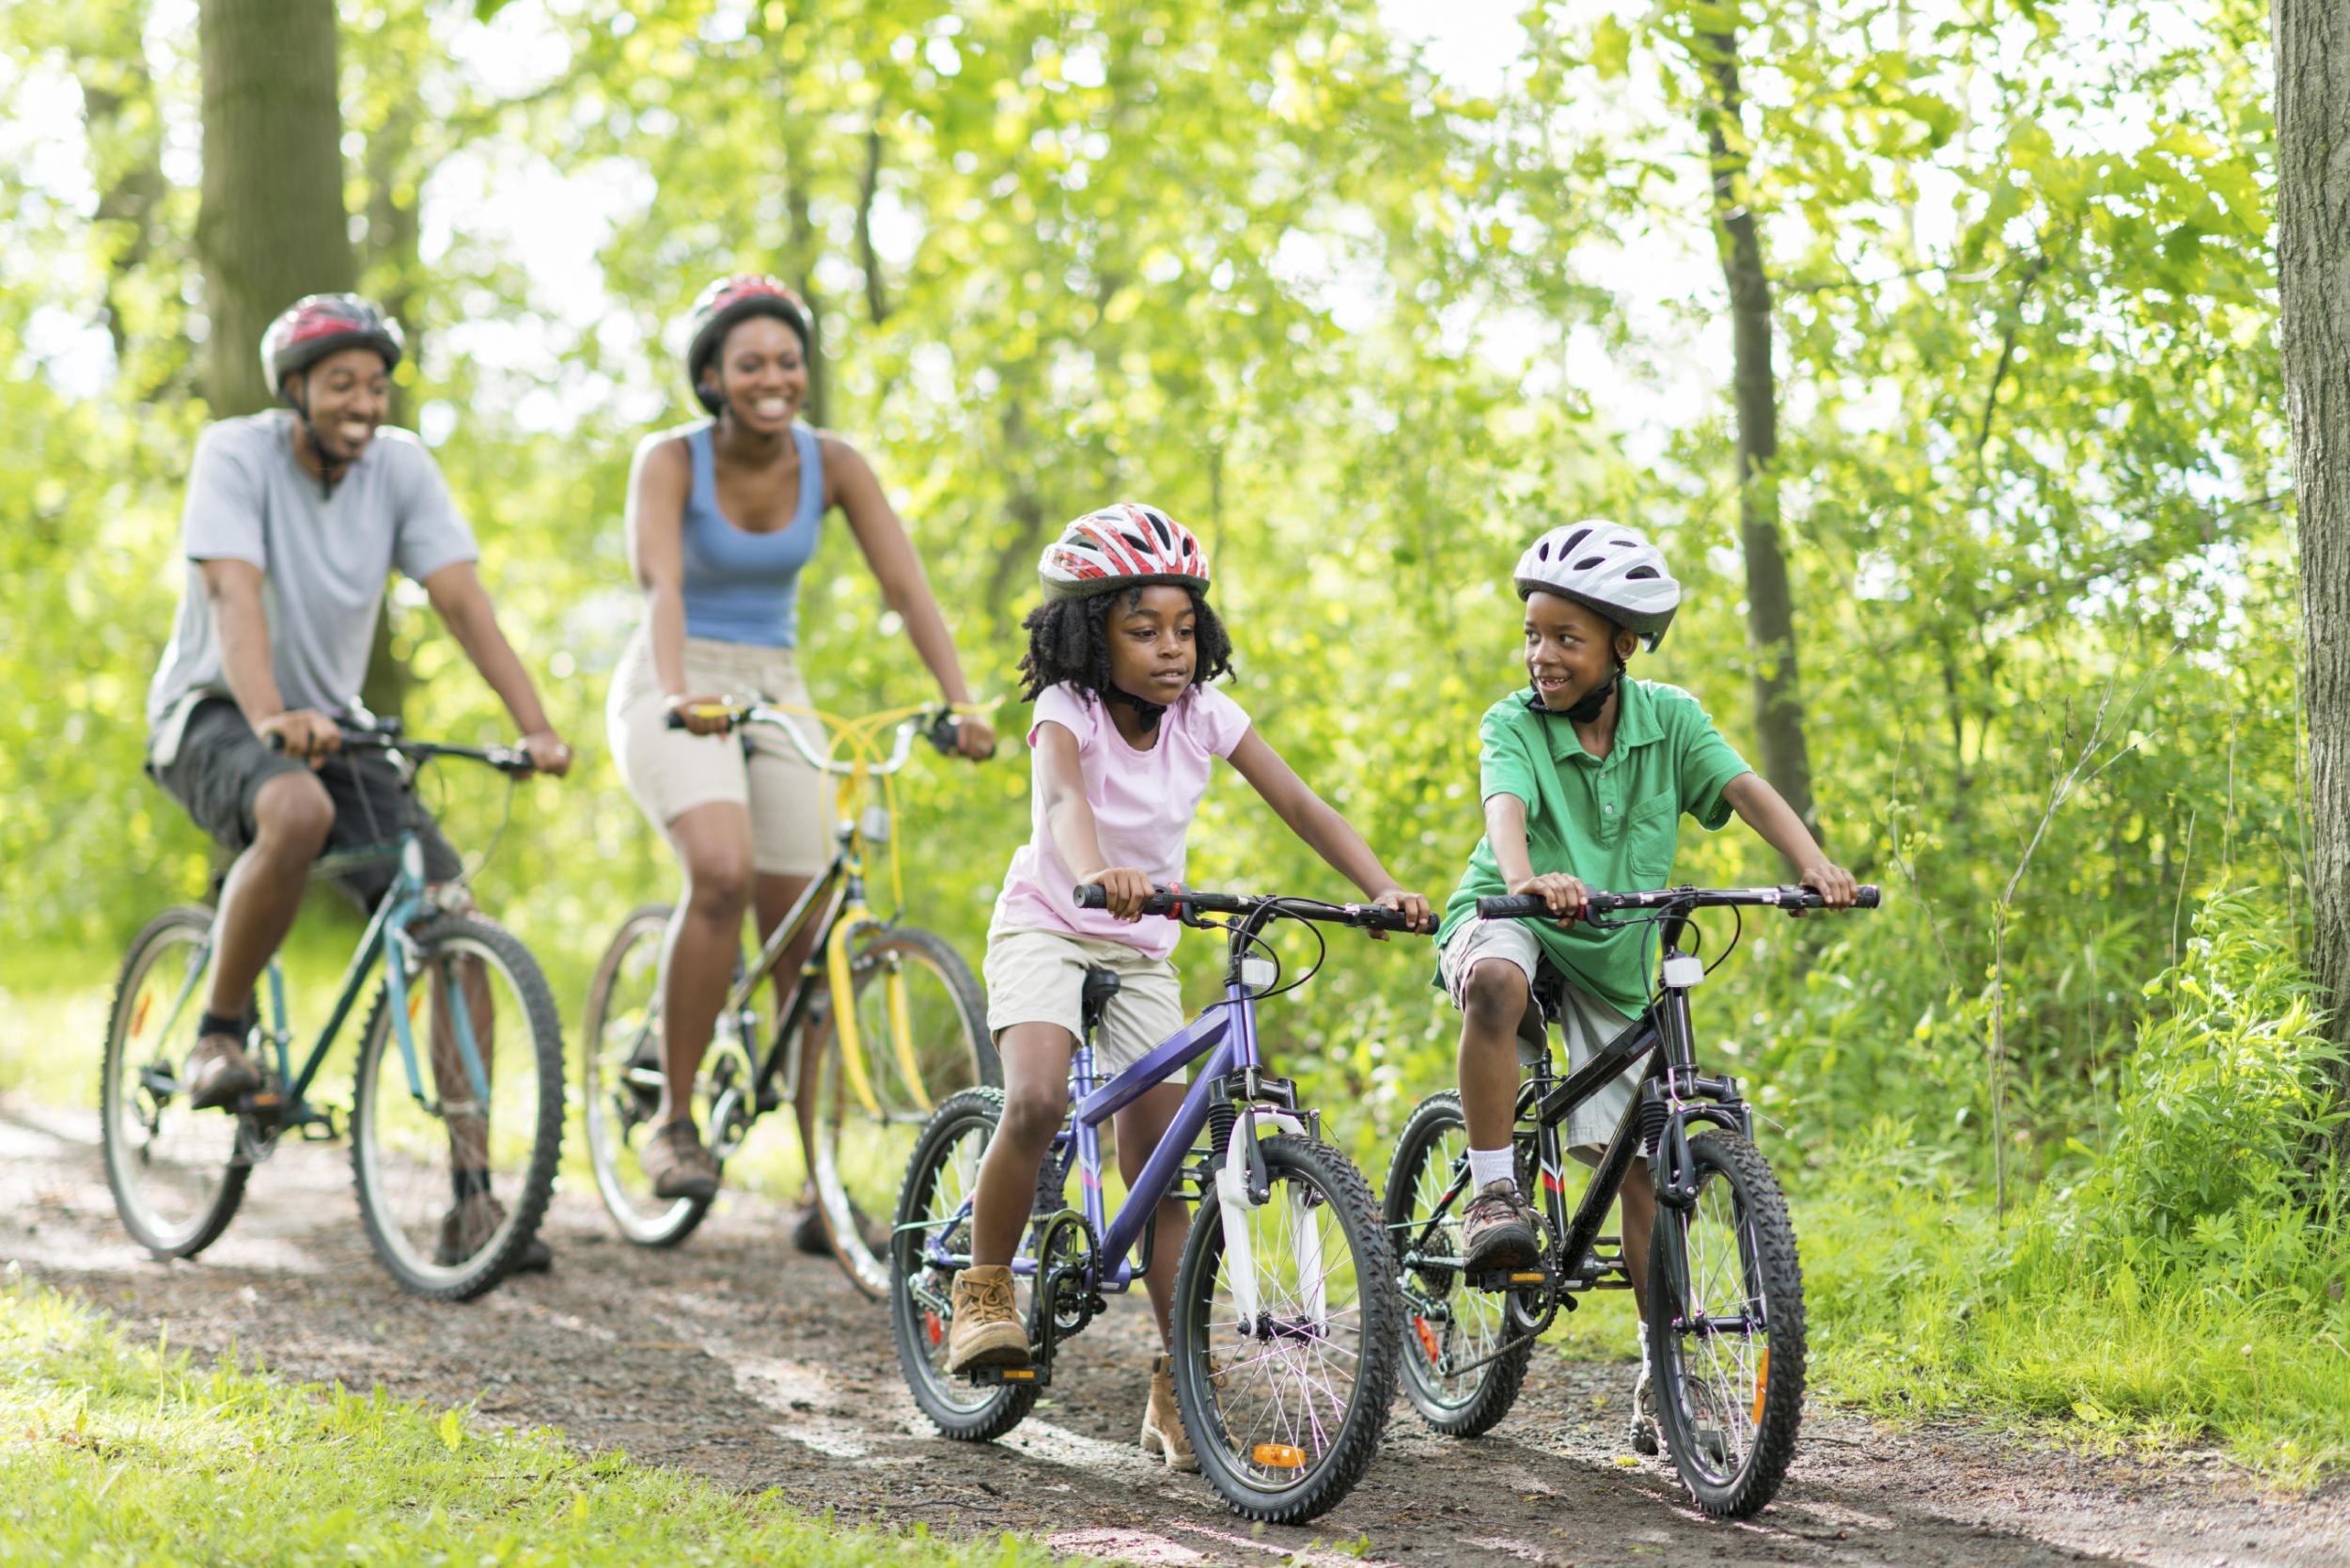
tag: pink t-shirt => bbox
[990,682,1253,960]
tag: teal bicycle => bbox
[101,724,565,1300]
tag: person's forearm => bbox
[1274,792,1396,900]
[1484,795,1537,886]
[1727,774,1826,870]
[1043,788,1111,879]
[645,587,695,699]
[209,583,287,724]
[454,614,553,735]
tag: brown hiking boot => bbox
[640,1118,720,1201]
[1461,1178,1541,1272]
[184,1032,262,1111]
[945,1263,1029,1372]
[1140,1353,1198,1471]
[433,1192,552,1273]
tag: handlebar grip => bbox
[1352,902,1429,934]
[1073,883,1180,916]
[1856,885,1881,909]
[663,703,737,732]
[1474,894,1552,920]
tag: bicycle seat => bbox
[1079,967,1121,1037]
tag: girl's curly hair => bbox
[1016,586,1235,702]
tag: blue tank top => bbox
[679,422,824,648]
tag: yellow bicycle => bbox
[581,699,996,1296]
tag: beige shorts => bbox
[983,927,1188,1082]
[1438,917,1644,1152]
[606,628,833,877]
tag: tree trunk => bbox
[1693,22,1817,850]
[196,0,355,417]
[359,88,425,722]
[2273,0,2350,1151]
[70,20,170,375]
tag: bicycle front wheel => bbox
[811,925,995,1298]
[1174,1133,1402,1524]
[351,914,564,1300]
[1645,1129,1806,1517]
[1383,1091,1533,1436]
[100,906,248,1258]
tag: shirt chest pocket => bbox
[1625,794,1680,887]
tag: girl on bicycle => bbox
[609,274,995,1207]
[1432,519,1854,1451]
[949,502,1432,1472]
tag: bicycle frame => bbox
[159,830,486,1143]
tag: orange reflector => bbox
[1251,1443,1308,1469]
[132,994,153,1039]
[1510,1271,1545,1284]
[1751,1346,1769,1427]
[999,1369,1035,1382]
[924,1311,943,1348]
[1412,1315,1440,1363]
[408,988,427,1024]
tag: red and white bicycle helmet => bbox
[1039,502,1213,603]
[259,293,404,395]
[1514,520,1682,651]
[684,274,813,414]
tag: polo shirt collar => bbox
[1528,676,1662,765]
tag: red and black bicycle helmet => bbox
[683,274,813,415]
[259,293,405,395]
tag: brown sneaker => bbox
[432,1192,551,1272]
[1140,1353,1198,1472]
[184,1032,262,1111]
[1461,1178,1541,1272]
[945,1263,1029,1372]
[640,1119,720,1201]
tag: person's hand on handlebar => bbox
[1367,886,1434,940]
[1794,859,1857,915]
[1079,866,1154,921]
[950,713,995,762]
[257,709,343,764]
[663,693,735,737]
[518,729,573,777]
[1506,871,1588,926]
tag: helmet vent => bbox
[1627,565,1659,580]
[1575,555,1606,570]
[1560,526,1591,557]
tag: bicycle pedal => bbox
[1467,1266,1553,1294]
[967,1363,1049,1388]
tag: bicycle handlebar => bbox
[663,702,980,772]
[1473,884,1881,920]
[265,727,537,776]
[1073,882,1432,934]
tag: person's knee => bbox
[997,1085,1066,1152]
[682,854,752,922]
[253,773,334,855]
[1460,960,1529,1031]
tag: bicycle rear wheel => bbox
[1383,1091,1533,1436]
[351,914,563,1300]
[888,1087,1036,1440]
[1174,1133,1401,1524]
[1645,1129,1806,1517]
[100,906,249,1258]
[811,925,995,1298]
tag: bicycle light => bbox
[1240,956,1277,992]
[860,805,892,844]
[1661,954,1704,989]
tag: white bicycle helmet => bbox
[1513,520,1681,651]
[1038,502,1212,603]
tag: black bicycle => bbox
[1383,883,1878,1517]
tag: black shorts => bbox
[149,698,464,910]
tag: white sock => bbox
[1636,1319,1652,1375]
[1467,1145,1516,1191]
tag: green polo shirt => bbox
[1434,680,1754,1019]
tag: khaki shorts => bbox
[1438,917,1644,1152]
[606,628,833,876]
[983,927,1188,1081]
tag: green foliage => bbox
[1803,896,2350,1482]
[0,1273,1054,1566]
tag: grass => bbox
[0,1271,1051,1567]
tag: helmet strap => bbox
[1105,683,1171,733]
[1526,665,1620,726]
[285,380,350,499]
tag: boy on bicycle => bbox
[1433,520,1855,1450]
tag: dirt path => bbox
[6,1092,2343,1567]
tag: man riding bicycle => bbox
[144,292,574,1268]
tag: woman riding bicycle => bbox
[607,273,995,1205]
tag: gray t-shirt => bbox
[146,411,479,742]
